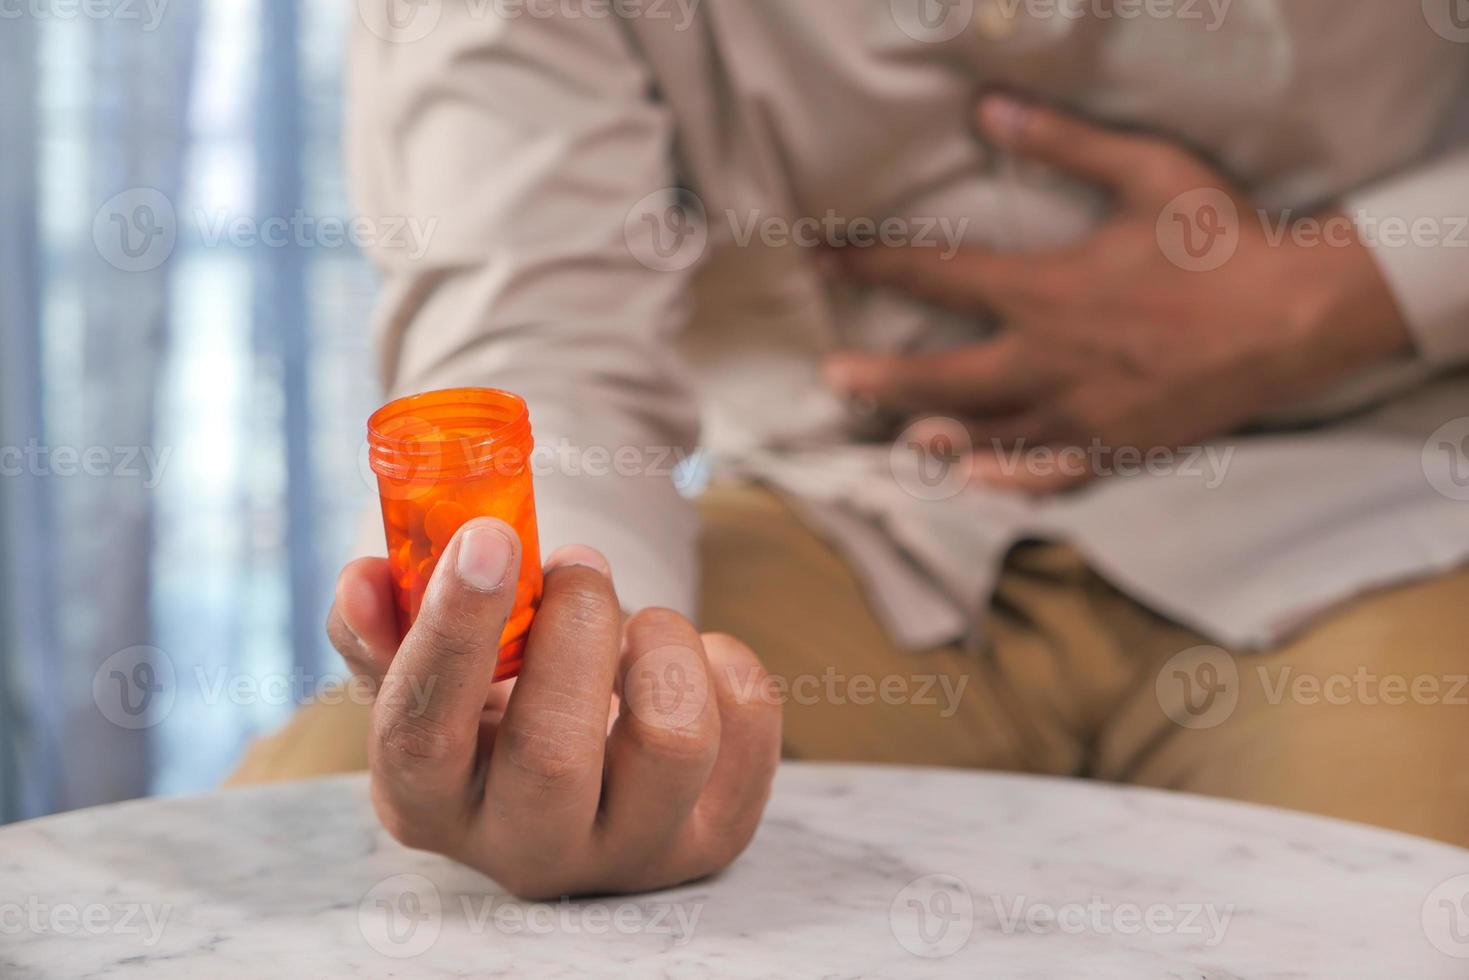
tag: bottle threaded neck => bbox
[367,387,533,481]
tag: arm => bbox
[348,5,701,615]
[822,95,1431,494]
[339,10,780,899]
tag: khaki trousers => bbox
[231,484,1469,849]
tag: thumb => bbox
[375,518,522,784]
[978,94,1206,203]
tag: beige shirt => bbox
[349,0,1469,651]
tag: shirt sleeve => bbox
[347,7,702,617]
[1344,144,1469,367]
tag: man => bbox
[233,1,1469,896]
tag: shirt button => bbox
[973,0,1020,41]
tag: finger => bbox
[481,550,622,872]
[973,448,1094,496]
[540,544,620,704]
[978,94,1205,202]
[824,336,1049,415]
[680,633,780,879]
[369,518,521,843]
[598,610,721,872]
[326,558,399,685]
[832,242,1057,318]
[471,545,613,729]
[543,542,613,579]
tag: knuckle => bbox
[411,608,481,660]
[624,643,717,736]
[631,712,718,767]
[374,710,462,767]
[546,570,619,632]
[499,726,592,789]
[565,590,620,632]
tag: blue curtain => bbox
[0,10,53,823]
[0,0,378,821]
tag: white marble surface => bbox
[3,764,1468,978]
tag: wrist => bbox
[1276,209,1413,383]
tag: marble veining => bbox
[2,764,1466,978]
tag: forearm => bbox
[350,5,704,616]
[1273,209,1414,391]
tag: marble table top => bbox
[3,763,1467,978]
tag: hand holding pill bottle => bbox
[367,388,542,681]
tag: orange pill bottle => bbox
[367,387,543,681]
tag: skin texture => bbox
[327,521,782,900]
[824,95,1413,495]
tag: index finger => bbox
[480,549,623,866]
[326,557,401,686]
[825,336,1050,416]
[832,243,1059,318]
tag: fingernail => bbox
[545,544,612,578]
[341,618,365,653]
[456,522,515,592]
[981,95,1029,144]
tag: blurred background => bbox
[0,0,380,823]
